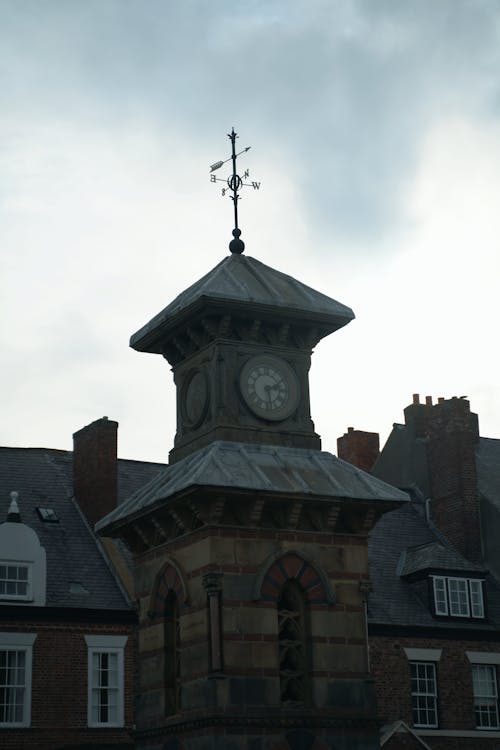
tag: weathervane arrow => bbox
[209,128,261,254]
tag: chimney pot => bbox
[413,394,420,405]
[425,396,433,406]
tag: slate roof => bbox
[368,500,500,631]
[368,420,500,629]
[373,427,500,511]
[0,447,163,611]
[372,423,430,499]
[369,423,500,631]
[96,440,408,533]
[477,437,500,507]
[399,541,487,577]
[130,253,355,353]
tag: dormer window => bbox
[0,562,32,601]
[432,575,484,618]
[0,494,46,606]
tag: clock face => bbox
[182,369,209,428]
[240,355,299,421]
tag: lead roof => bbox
[130,253,355,353]
[96,440,408,533]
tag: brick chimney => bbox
[337,427,380,472]
[403,393,435,438]
[425,397,481,562]
[73,417,118,529]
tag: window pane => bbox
[410,662,438,728]
[470,580,485,618]
[448,578,469,616]
[473,665,499,729]
[89,649,122,725]
[0,564,31,599]
[0,650,26,725]
[433,577,448,615]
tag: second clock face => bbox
[183,369,209,428]
[240,355,299,421]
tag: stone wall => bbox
[134,524,379,749]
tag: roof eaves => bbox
[70,495,133,609]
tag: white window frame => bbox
[84,635,127,728]
[433,576,448,615]
[0,561,33,602]
[448,577,470,617]
[432,576,484,619]
[470,579,485,618]
[410,661,438,728]
[472,664,499,730]
[0,633,37,727]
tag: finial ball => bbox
[229,228,245,254]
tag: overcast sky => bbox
[2,0,500,463]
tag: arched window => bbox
[164,591,181,716]
[277,579,311,707]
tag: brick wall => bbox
[0,619,134,750]
[371,633,500,750]
[337,427,380,472]
[426,398,482,563]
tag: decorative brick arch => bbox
[260,552,331,605]
[148,560,187,621]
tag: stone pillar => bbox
[203,572,223,673]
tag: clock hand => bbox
[264,384,273,407]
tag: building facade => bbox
[339,395,500,749]
[0,418,163,750]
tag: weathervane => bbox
[210,128,260,254]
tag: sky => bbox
[2,0,500,464]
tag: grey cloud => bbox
[2,0,500,244]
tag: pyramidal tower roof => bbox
[130,253,355,354]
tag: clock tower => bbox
[97,134,408,750]
[130,252,355,463]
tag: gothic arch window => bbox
[259,553,331,710]
[278,579,311,707]
[148,561,187,718]
[164,590,181,716]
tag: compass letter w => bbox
[251,181,261,190]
